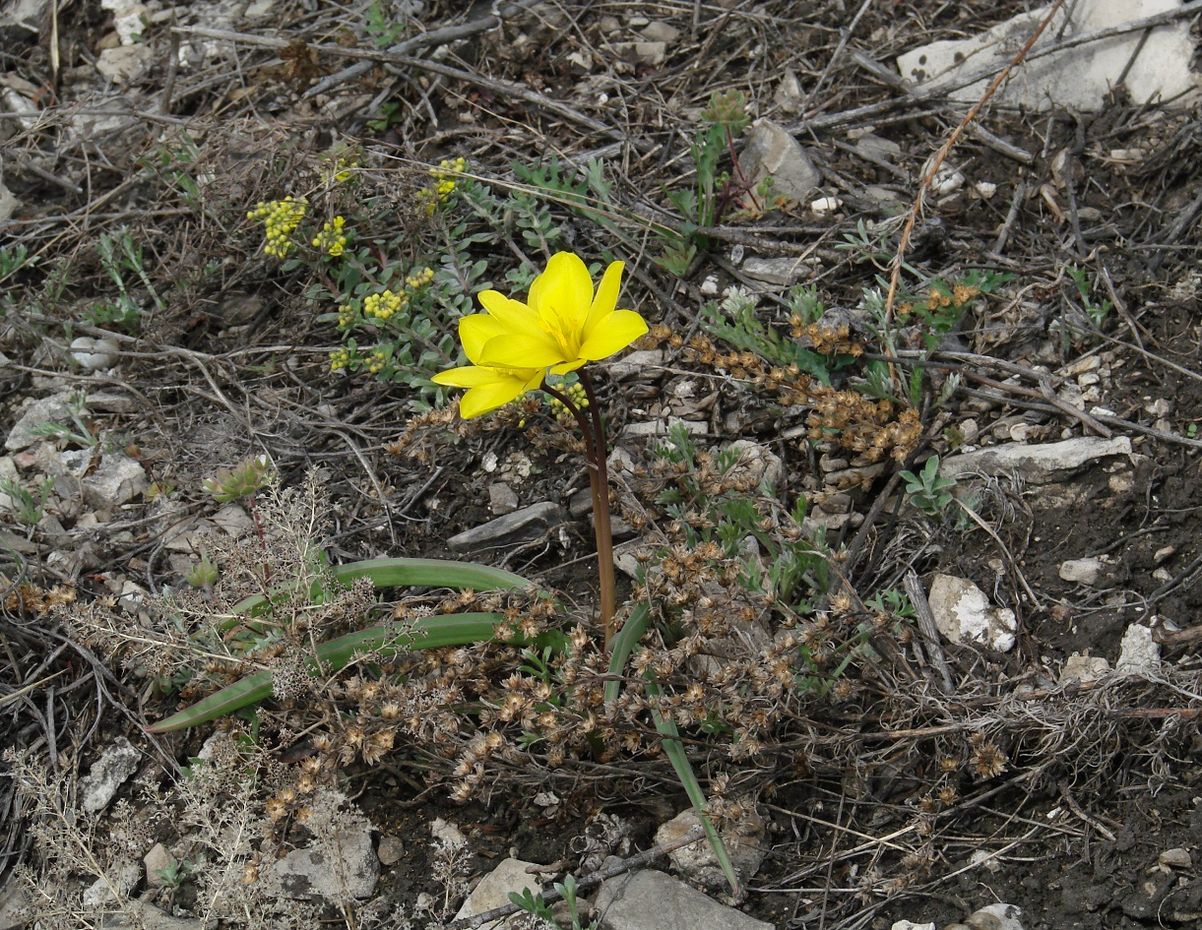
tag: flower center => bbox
[541,300,582,359]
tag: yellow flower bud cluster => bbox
[337,302,355,328]
[417,157,466,216]
[548,381,588,426]
[330,153,359,184]
[367,350,388,375]
[404,266,435,289]
[329,346,356,371]
[247,196,307,259]
[364,289,405,321]
[312,216,347,257]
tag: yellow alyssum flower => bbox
[364,289,405,320]
[248,196,307,259]
[473,252,648,375]
[312,216,347,257]
[431,313,544,419]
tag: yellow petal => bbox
[479,332,566,369]
[583,260,624,337]
[528,252,593,336]
[577,309,649,362]
[459,314,514,363]
[478,290,544,337]
[431,364,504,388]
[458,377,529,418]
[549,359,587,376]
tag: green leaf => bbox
[604,602,652,707]
[603,602,739,896]
[646,679,741,897]
[226,557,531,628]
[148,612,505,733]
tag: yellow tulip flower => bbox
[475,252,648,375]
[431,313,545,419]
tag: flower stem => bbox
[542,376,617,651]
[578,371,617,650]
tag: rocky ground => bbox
[2,2,1202,930]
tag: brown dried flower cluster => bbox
[646,327,921,462]
[806,384,923,463]
[896,281,982,319]
[790,318,864,359]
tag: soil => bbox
[3,2,1202,930]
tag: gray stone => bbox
[447,501,563,552]
[143,842,177,887]
[79,736,140,813]
[1058,556,1106,586]
[862,185,903,208]
[809,195,842,214]
[803,510,853,534]
[118,580,147,614]
[1,0,48,34]
[607,349,664,380]
[656,807,766,892]
[452,857,543,930]
[0,181,18,225]
[266,825,378,901]
[741,256,806,286]
[724,440,783,492]
[0,877,30,930]
[634,40,666,64]
[5,391,75,451]
[931,165,965,195]
[896,0,1198,111]
[163,519,218,554]
[104,899,204,930]
[82,454,148,508]
[824,462,886,489]
[611,40,666,65]
[928,574,1016,652]
[613,540,642,579]
[1158,847,1192,869]
[964,902,1026,930]
[773,69,803,112]
[70,336,121,371]
[377,835,405,867]
[96,45,153,83]
[1059,653,1110,684]
[594,870,772,930]
[853,133,902,162]
[87,391,138,414]
[940,437,1131,484]
[0,457,20,513]
[82,859,141,907]
[0,529,37,555]
[488,482,519,515]
[738,120,820,205]
[211,502,254,537]
[891,922,935,930]
[623,418,708,438]
[1116,624,1160,676]
[641,21,679,43]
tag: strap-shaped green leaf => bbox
[603,602,739,895]
[148,612,504,733]
[226,556,531,627]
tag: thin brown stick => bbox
[883,0,1069,325]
